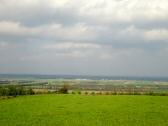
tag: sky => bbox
[0,0,168,77]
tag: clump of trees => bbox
[71,91,75,94]
[1,84,167,97]
[67,90,168,96]
[0,85,35,97]
[84,91,88,95]
[58,84,70,94]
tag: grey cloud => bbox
[0,0,168,76]
[0,1,79,27]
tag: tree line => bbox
[0,85,35,97]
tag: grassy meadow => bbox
[0,94,168,126]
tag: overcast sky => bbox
[0,0,168,76]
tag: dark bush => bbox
[0,85,35,97]
[84,91,88,95]
[105,92,110,95]
[8,86,18,96]
[91,92,95,95]
[71,91,75,94]
[111,92,117,95]
[144,91,154,96]
[17,86,26,95]
[77,91,81,94]
[133,92,141,95]
[58,84,69,94]
[96,92,102,95]
[27,88,35,95]
[0,87,9,96]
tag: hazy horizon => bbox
[0,73,168,78]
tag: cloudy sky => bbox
[0,0,168,76]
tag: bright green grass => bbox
[0,95,168,126]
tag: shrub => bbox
[133,92,141,95]
[105,92,110,95]
[158,93,167,96]
[0,87,9,96]
[58,84,69,94]
[91,92,95,95]
[96,92,102,95]
[111,92,117,95]
[71,91,75,94]
[26,88,35,95]
[8,86,18,97]
[144,91,154,96]
[17,86,26,95]
[84,91,88,95]
[77,91,81,94]
[0,85,35,97]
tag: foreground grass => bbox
[0,95,168,126]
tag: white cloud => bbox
[118,25,144,39]
[0,21,26,34]
[54,51,88,58]
[0,21,38,37]
[78,0,168,23]
[144,29,168,41]
[0,21,96,42]
[38,23,97,41]
[1,0,168,26]
[99,53,113,60]
[43,42,100,50]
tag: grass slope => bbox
[0,94,168,126]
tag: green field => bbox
[0,95,168,126]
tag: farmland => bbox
[1,78,168,95]
[0,94,168,126]
[0,75,168,126]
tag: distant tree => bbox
[0,87,8,96]
[27,88,35,95]
[58,83,70,94]
[17,86,26,95]
[91,92,95,95]
[0,85,35,97]
[84,91,88,95]
[8,85,17,97]
[77,91,81,94]
[71,91,75,94]
[105,92,109,95]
